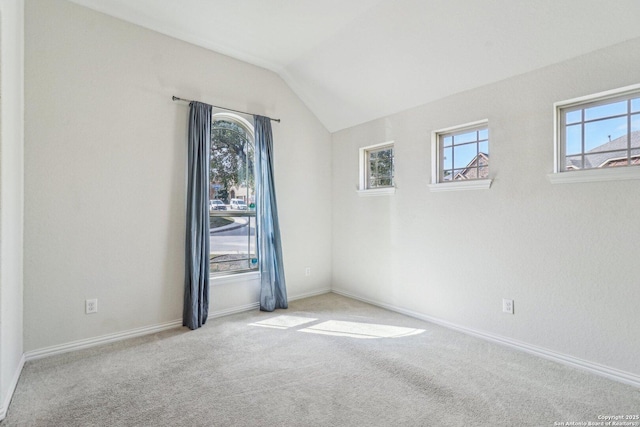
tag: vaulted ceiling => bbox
[69,0,640,132]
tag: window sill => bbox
[356,187,396,197]
[211,270,260,286]
[547,167,640,184]
[428,179,492,192]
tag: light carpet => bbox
[3,293,638,426]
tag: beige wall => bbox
[24,0,332,352]
[0,0,25,418]
[332,37,640,376]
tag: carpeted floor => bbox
[3,293,639,426]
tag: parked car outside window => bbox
[209,199,227,211]
[229,199,247,210]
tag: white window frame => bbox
[549,83,640,184]
[357,141,396,196]
[211,270,260,286]
[429,119,492,192]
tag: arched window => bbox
[209,113,257,274]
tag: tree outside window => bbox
[209,116,257,275]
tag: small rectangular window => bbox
[430,120,491,191]
[367,146,394,188]
[557,88,640,172]
[358,142,395,196]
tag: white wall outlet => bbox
[86,298,98,314]
[502,298,514,314]
[305,267,311,276]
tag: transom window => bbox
[557,88,640,172]
[209,113,257,275]
[433,122,489,183]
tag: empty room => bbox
[1,0,639,425]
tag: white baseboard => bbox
[0,353,25,421]
[209,302,260,318]
[209,287,331,318]
[289,288,331,302]
[24,319,183,362]
[25,288,332,362]
[331,288,640,389]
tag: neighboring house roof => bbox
[454,152,489,180]
[568,130,640,169]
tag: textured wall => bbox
[332,38,640,375]
[0,0,25,417]
[24,0,332,351]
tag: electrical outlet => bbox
[305,267,311,276]
[86,299,98,314]
[502,298,514,314]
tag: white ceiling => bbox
[69,0,640,132]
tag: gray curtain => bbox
[254,115,288,311]
[183,101,212,329]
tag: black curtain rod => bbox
[172,96,280,123]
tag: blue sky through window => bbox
[584,117,627,151]
[438,124,488,181]
[566,124,581,155]
[453,143,477,168]
[565,101,635,154]
[453,131,477,145]
[584,100,626,121]
[561,94,640,170]
[443,147,452,169]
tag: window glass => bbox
[479,140,489,155]
[585,151,628,168]
[632,116,640,148]
[583,117,626,152]
[565,124,582,156]
[558,92,640,172]
[566,110,582,124]
[209,116,257,275]
[584,101,626,121]
[437,124,489,182]
[367,146,394,188]
[453,143,477,169]
[443,147,453,170]
[453,130,477,145]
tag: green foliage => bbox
[369,148,394,187]
[209,215,233,229]
[210,120,255,202]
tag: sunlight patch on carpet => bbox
[249,315,318,329]
[299,320,425,339]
